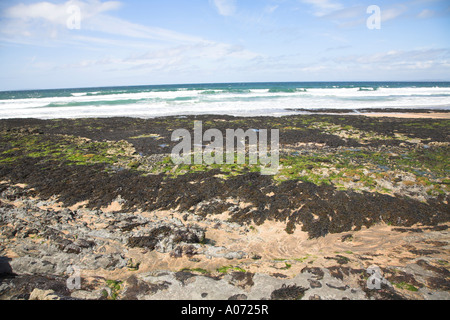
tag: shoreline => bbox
[288,109,450,119]
[360,113,450,119]
[2,108,450,122]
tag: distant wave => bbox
[38,99,148,108]
[358,87,378,92]
[1,82,449,119]
[200,89,251,95]
[36,96,200,108]
[268,88,307,93]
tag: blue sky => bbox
[0,0,449,90]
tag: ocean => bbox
[0,82,449,119]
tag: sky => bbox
[0,0,449,90]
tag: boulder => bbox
[29,289,61,300]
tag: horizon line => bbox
[2,80,450,93]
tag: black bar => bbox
[0,300,444,319]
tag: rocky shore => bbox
[0,115,449,300]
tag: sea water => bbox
[0,82,449,119]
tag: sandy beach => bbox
[361,113,450,119]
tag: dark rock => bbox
[364,288,407,300]
[127,236,159,250]
[423,240,447,247]
[127,225,205,252]
[0,256,13,276]
[148,281,171,295]
[63,244,81,254]
[0,274,71,300]
[228,272,254,290]
[327,266,353,280]
[392,227,423,233]
[426,277,450,291]
[183,245,197,258]
[341,234,353,242]
[251,253,262,260]
[74,239,96,249]
[325,255,350,265]
[308,279,322,289]
[409,249,440,256]
[270,284,307,300]
[120,222,146,232]
[271,273,288,279]
[228,294,248,300]
[174,271,196,286]
[416,259,450,277]
[301,267,324,280]
[122,275,150,300]
[384,269,423,290]
[326,283,349,291]
[170,246,183,258]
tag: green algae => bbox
[0,133,133,167]
[217,266,246,274]
[1,116,448,200]
[180,268,210,275]
[393,282,419,292]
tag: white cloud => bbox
[301,0,343,17]
[381,6,407,22]
[86,14,203,43]
[334,48,450,71]
[301,65,327,72]
[318,4,408,28]
[63,41,262,71]
[0,0,263,79]
[212,0,237,17]
[265,5,279,14]
[417,9,435,19]
[3,0,121,26]
[322,5,364,20]
[0,0,203,44]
